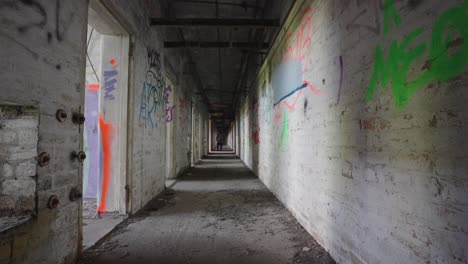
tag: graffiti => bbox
[272,7,319,109]
[166,106,175,123]
[280,111,289,146]
[164,84,175,122]
[139,47,165,128]
[178,97,186,125]
[0,0,74,43]
[86,83,100,90]
[336,56,344,105]
[365,0,468,108]
[382,0,402,36]
[283,88,304,111]
[53,0,74,42]
[252,127,260,145]
[103,59,118,100]
[2,0,46,33]
[275,103,283,123]
[97,114,112,213]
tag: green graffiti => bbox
[383,0,402,36]
[365,0,468,108]
[365,28,428,107]
[280,112,289,146]
[428,1,468,81]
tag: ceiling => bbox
[157,0,295,121]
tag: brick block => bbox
[1,163,14,178]
[0,118,38,130]
[1,179,35,197]
[15,196,35,212]
[17,129,38,146]
[0,195,15,213]
[2,146,37,161]
[0,130,16,144]
[15,160,36,178]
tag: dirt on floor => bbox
[83,198,97,220]
[80,157,335,264]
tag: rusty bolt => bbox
[37,152,50,167]
[72,112,85,125]
[55,109,67,122]
[71,151,86,162]
[47,195,60,209]
[69,187,82,202]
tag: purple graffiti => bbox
[166,106,175,122]
[104,59,118,100]
[104,70,117,100]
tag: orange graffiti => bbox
[97,114,112,213]
[86,84,100,90]
[276,6,319,113]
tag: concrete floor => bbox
[82,199,126,250]
[80,156,335,264]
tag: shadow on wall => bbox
[242,0,468,263]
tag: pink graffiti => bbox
[252,127,260,145]
[277,6,320,112]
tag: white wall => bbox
[0,1,87,262]
[238,0,468,263]
[0,0,208,263]
[192,99,208,164]
[174,76,192,176]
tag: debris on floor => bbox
[80,157,335,264]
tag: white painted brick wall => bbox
[0,106,38,217]
[0,0,87,261]
[0,0,207,263]
[239,0,468,263]
[97,0,206,213]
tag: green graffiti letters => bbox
[383,0,402,36]
[429,1,468,81]
[365,0,468,108]
[365,28,428,107]
[280,111,289,146]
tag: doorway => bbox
[165,76,176,187]
[82,0,130,250]
[209,115,236,154]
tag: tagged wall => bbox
[132,43,167,211]
[83,23,129,214]
[101,0,207,213]
[0,1,87,263]
[0,0,207,263]
[239,0,468,263]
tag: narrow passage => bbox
[81,155,335,264]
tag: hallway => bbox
[1,0,468,263]
[80,156,335,264]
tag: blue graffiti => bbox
[139,47,164,128]
[272,59,303,105]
